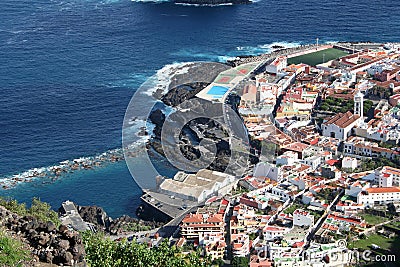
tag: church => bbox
[322,91,364,140]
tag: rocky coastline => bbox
[75,204,163,235]
[0,201,164,266]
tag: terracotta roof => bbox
[382,166,400,176]
[327,214,364,226]
[366,187,400,194]
[292,241,305,248]
[207,214,224,223]
[326,159,339,166]
[182,214,203,223]
[221,199,229,206]
[284,142,309,152]
[324,111,360,129]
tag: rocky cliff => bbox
[0,205,86,266]
[75,204,163,235]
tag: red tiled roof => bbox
[221,199,229,205]
[324,111,360,129]
[207,214,224,223]
[366,187,400,194]
[182,214,203,223]
[326,159,339,166]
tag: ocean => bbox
[1,0,400,218]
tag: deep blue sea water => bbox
[1,0,400,218]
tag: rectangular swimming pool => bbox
[207,85,229,97]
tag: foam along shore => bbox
[173,0,250,6]
[0,148,125,190]
[0,63,193,190]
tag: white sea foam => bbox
[217,55,238,62]
[131,0,169,3]
[236,41,302,56]
[171,42,304,64]
[0,147,127,190]
[104,73,150,89]
[141,62,193,97]
[325,40,340,45]
[175,2,233,6]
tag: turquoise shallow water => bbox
[1,0,400,216]
[4,162,141,218]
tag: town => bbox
[68,43,400,267]
[149,43,400,267]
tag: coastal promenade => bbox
[228,42,399,66]
[229,43,323,66]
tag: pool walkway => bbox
[196,61,262,101]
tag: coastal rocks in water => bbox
[137,126,148,137]
[75,203,163,235]
[148,109,166,140]
[147,94,250,175]
[271,45,285,50]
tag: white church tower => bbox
[354,91,364,119]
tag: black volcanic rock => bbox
[0,205,87,266]
[148,109,166,140]
[77,205,112,230]
[161,82,209,107]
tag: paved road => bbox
[110,228,160,241]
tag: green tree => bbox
[82,231,212,267]
[29,198,60,227]
[231,256,249,267]
[0,197,60,227]
[212,258,225,267]
[0,198,27,216]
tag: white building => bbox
[345,180,370,198]
[198,232,226,261]
[271,185,295,201]
[231,234,250,257]
[253,162,282,182]
[303,155,322,170]
[357,187,400,206]
[354,91,364,119]
[293,209,314,227]
[158,169,236,203]
[276,151,298,166]
[322,111,361,140]
[265,56,287,74]
[375,166,400,187]
[263,226,290,241]
[342,157,358,170]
